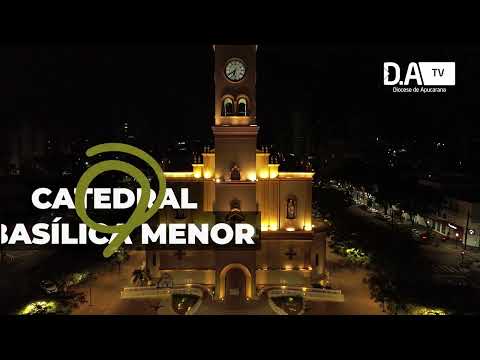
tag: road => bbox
[350,205,480,268]
[345,204,480,313]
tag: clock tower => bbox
[214,44,257,126]
[211,45,259,213]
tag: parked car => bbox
[40,280,58,294]
[411,229,421,238]
[419,232,431,241]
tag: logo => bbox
[384,62,455,93]
[74,143,166,258]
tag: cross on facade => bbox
[175,249,186,260]
[285,248,297,260]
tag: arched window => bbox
[238,98,248,116]
[222,98,234,116]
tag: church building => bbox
[143,45,326,303]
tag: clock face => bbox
[225,59,246,82]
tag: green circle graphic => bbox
[74,143,166,258]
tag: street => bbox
[350,205,480,268]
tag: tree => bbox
[400,183,445,226]
[400,195,421,226]
[109,248,129,273]
[131,267,150,287]
[32,303,51,315]
[313,187,347,218]
[375,185,398,215]
[372,165,407,216]
[131,269,145,286]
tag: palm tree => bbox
[131,268,148,286]
[110,248,129,273]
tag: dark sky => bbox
[1,43,479,150]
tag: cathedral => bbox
[142,45,326,304]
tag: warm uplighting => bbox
[302,287,307,292]
[215,178,221,183]
[262,223,279,232]
[284,265,292,271]
[192,164,203,179]
[278,172,314,179]
[304,224,312,231]
[286,227,295,232]
[204,170,212,179]
[164,172,195,179]
[259,170,269,179]
[247,172,257,182]
[268,164,279,178]
[281,285,287,290]
[307,266,313,271]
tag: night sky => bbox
[1,43,479,152]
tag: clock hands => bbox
[227,68,237,79]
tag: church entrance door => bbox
[225,268,246,306]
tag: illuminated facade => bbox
[145,45,326,303]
